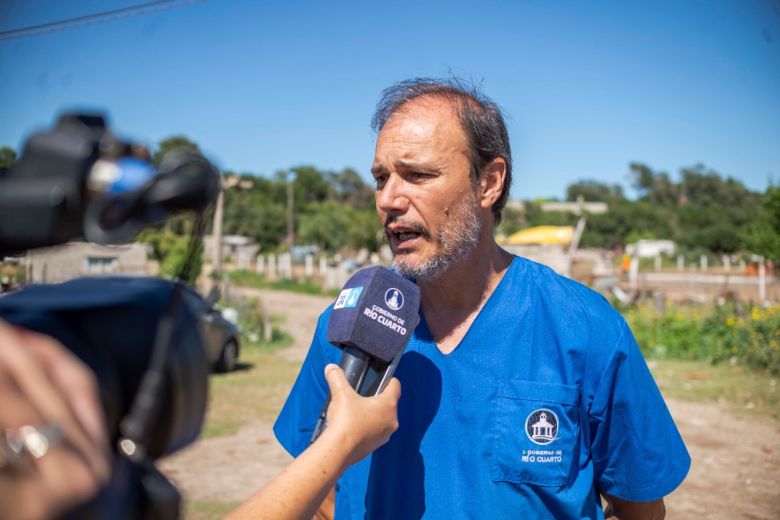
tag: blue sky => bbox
[1,0,779,200]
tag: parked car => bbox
[182,286,240,372]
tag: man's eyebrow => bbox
[395,160,438,174]
[371,160,438,176]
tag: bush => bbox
[624,302,780,375]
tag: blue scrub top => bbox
[274,256,690,519]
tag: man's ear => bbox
[479,158,507,209]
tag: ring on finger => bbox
[0,424,65,470]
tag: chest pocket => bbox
[492,380,581,487]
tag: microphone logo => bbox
[384,288,404,311]
[334,286,364,310]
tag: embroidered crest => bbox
[525,408,559,445]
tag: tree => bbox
[298,203,382,253]
[629,162,678,205]
[0,146,16,171]
[742,186,780,262]
[153,136,201,166]
[566,179,625,204]
[222,186,288,248]
[328,168,374,209]
[136,228,202,284]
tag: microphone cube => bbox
[327,266,420,364]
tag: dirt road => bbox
[162,289,780,519]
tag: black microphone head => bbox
[327,266,420,363]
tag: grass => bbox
[184,500,241,519]
[227,269,339,296]
[201,342,299,438]
[650,358,780,421]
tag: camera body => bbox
[0,113,221,518]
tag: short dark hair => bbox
[371,77,512,225]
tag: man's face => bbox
[371,97,483,281]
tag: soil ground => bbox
[161,289,780,519]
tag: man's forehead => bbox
[373,96,467,164]
[382,95,460,132]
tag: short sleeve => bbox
[273,310,341,457]
[588,321,691,502]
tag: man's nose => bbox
[376,176,409,214]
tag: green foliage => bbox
[566,179,625,204]
[219,165,379,254]
[495,205,526,236]
[137,228,203,284]
[138,133,776,261]
[624,303,780,376]
[152,135,201,166]
[0,146,16,170]
[327,167,375,209]
[222,178,288,248]
[220,296,293,352]
[227,269,336,296]
[298,202,381,252]
[512,163,767,254]
[742,186,780,263]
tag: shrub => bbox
[624,302,780,376]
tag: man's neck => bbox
[418,240,513,353]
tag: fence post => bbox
[261,297,272,343]
[268,254,276,279]
[305,254,314,278]
[629,257,639,290]
[281,253,292,279]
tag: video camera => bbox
[0,113,221,518]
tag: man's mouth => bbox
[384,219,429,249]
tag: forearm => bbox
[226,430,349,520]
[604,494,665,520]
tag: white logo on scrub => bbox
[525,409,559,445]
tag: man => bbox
[274,78,690,519]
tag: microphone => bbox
[310,266,420,442]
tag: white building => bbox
[626,239,676,258]
[25,242,150,283]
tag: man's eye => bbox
[374,175,387,187]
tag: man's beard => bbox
[388,192,482,282]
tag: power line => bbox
[0,0,205,41]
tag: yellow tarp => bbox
[501,226,574,246]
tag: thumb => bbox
[324,364,351,398]
[377,377,401,404]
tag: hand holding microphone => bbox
[320,364,401,466]
[311,266,419,442]
[228,363,401,520]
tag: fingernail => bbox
[324,363,337,374]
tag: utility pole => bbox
[211,174,253,296]
[211,180,225,295]
[286,170,294,246]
